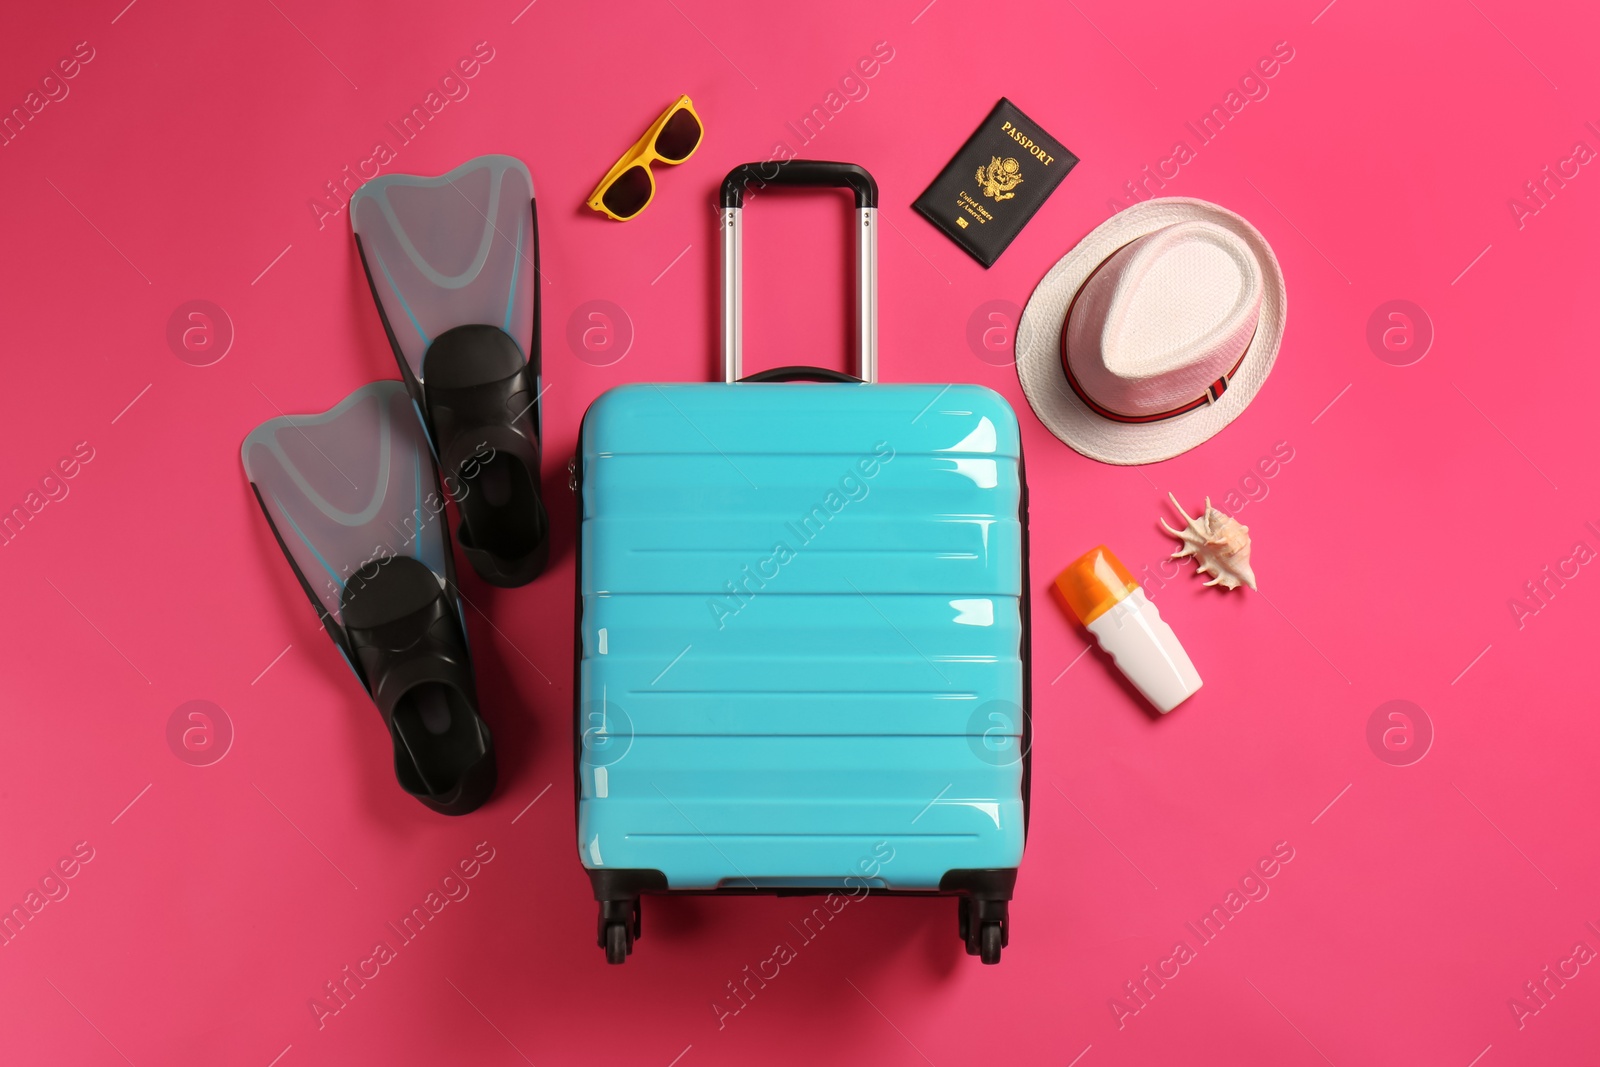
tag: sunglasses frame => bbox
[586,95,703,221]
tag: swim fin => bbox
[242,381,496,816]
[351,154,550,588]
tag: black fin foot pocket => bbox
[342,554,496,815]
[423,324,550,588]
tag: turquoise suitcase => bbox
[575,163,1030,964]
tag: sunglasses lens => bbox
[602,165,653,219]
[654,108,702,162]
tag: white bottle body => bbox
[1085,588,1202,713]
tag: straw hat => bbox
[1015,198,1286,465]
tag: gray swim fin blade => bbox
[351,155,549,588]
[242,381,495,815]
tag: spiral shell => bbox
[1160,493,1256,591]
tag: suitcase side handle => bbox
[719,161,878,385]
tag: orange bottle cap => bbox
[1055,545,1139,626]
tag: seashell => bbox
[1160,493,1256,591]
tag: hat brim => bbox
[1015,198,1287,465]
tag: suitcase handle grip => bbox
[739,365,862,384]
[719,161,878,209]
[720,161,878,384]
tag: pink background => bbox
[2,0,1598,1064]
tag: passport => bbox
[913,98,1077,268]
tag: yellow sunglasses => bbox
[586,95,704,221]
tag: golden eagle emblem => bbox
[976,156,1024,201]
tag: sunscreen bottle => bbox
[1056,545,1202,713]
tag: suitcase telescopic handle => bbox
[718,161,879,384]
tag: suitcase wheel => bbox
[604,921,631,965]
[599,898,641,964]
[959,896,1008,964]
[978,921,1004,965]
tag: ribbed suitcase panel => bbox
[580,454,1019,520]
[581,383,1022,459]
[582,592,1020,736]
[578,383,1027,890]
[583,593,1021,657]
[576,739,1023,887]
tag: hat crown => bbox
[1065,220,1263,418]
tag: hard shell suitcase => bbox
[574,162,1031,964]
